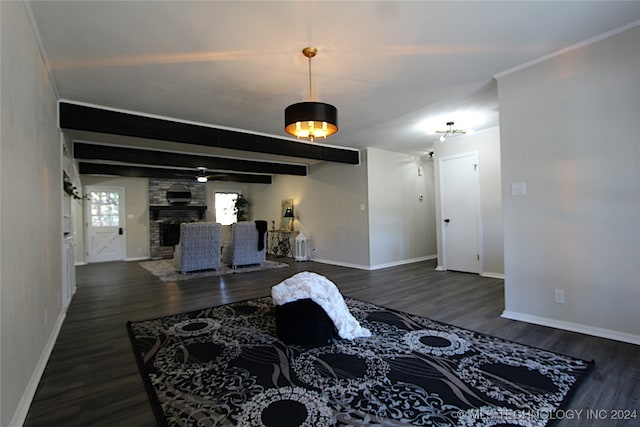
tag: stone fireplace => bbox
[148,178,207,259]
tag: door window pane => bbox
[90,191,120,227]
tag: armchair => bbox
[222,221,267,268]
[174,222,221,273]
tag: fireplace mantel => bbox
[150,205,207,220]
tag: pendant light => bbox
[285,47,338,142]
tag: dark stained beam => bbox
[79,162,272,184]
[60,102,360,165]
[74,142,305,176]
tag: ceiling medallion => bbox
[284,47,338,142]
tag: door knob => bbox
[444,219,450,223]
[118,227,123,235]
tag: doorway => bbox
[439,152,481,273]
[85,186,126,263]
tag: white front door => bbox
[86,186,125,263]
[440,152,481,273]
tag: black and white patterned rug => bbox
[127,297,593,426]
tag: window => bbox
[89,190,120,227]
[215,192,238,225]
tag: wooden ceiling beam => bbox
[78,162,272,184]
[60,102,360,165]
[74,142,305,176]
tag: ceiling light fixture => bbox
[436,121,469,142]
[196,167,208,183]
[284,47,338,142]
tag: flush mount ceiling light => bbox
[284,47,338,142]
[435,121,471,142]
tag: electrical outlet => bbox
[554,289,565,304]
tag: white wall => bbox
[496,25,640,343]
[433,127,504,277]
[367,147,437,268]
[249,155,370,268]
[1,2,63,425]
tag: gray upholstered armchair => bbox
[222,221,268,268]
[174,222,221,273]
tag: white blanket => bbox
[271,271,371,340]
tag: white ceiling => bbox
[28,1,640,158]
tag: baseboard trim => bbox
[501,310,640,346]
[125,256,150,262]
[311,258,370,270]
[481,271,505,279]
[313,255,437,271]
[435,265,445,271]
[369,255,437,271]
[9,310,66,427]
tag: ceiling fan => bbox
[196,167,218,183]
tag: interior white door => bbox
[440,152,480,273]
[86,186,125,263]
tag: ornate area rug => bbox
[139,259,289,282]
[127,297,593,427]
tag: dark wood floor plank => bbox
[23,259,639,426]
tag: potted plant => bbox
[234,194,249,221]
[63,178,87,200]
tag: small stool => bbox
[275,299,337,347]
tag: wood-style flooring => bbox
[24,258,639,426]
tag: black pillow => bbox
[275,298,338,347]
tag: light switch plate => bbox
[512,182,527,196]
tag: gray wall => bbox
[496,25,640,343]
[247,148,438,270]
[1,2,62,425]
[433,127,504,276]
[367,147,437,268]
[248,155,370,268]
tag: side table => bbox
[268,230,294,258]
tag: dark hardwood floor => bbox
[24,258,639,426]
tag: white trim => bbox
[311,258,370,271]
[494,20,640,79]
[313,255,437,271]
[57,99,361,155]
[125,256,150,262]
[481,271,505,279]
[501,310,640,346]
[74,261,88,267]
[369,255,437,271]
[9,310,66,427]
[435,265,445,271]
[24,1,60,99]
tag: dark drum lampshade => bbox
[284,47,338,142]
[285,101,338,142]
